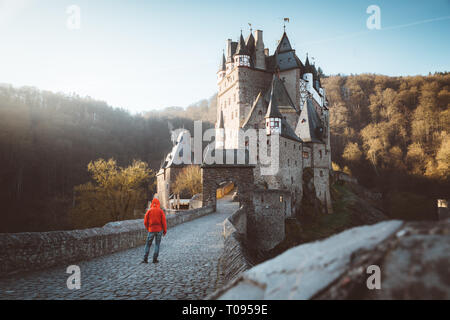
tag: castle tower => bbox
[234,32,251,67]
[265,77,283,135]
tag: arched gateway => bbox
[201,164,254,212]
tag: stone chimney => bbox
[254,30,266,70]
[226,39,232,63]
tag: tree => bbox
[70,158,153,229]
[172,165,202,198]
[342,142,363,162]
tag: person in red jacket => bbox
[142,198,167,264]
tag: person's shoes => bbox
[141,260,148,264]
[152,258,159,264]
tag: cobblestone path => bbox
[0,196,238,300]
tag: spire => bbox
[305,54,314,74]
[235,31,250,56]
[245,32,255,55]
[217,109,224,129]
[305,54,310,67]
[276,31,293,53]
[265,76,283,119]
[220,50,226,71]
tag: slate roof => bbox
[246,32,255,56]
[242,92,264,128]
[263,76,302,143]
[281,118,302,143]
[217,110,224,129]
[276,32,293,53]
[263,76,299,113]
[295,99,325,143]
[235,33,250,56]
[220,52,226,71]
[265,77,284,119]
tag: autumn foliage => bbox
[171,165,202,199]
[70,158,153,229]
[323,73,449,219]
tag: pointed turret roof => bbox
[295,99,324,143]
[245,32,255,55]
[220,52,226,71]
[304,54,314,74]
[263,75,299,113]
[305,54,310,67]
[265,76,283,119]
[217,110,224,129]
[235,32,250,56]
[276,32,293,53]
[242,92,264,128]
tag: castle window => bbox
[295,160,297,166]
[291,177,294,184]
[284,141,287,147]
[254,124,258,129]
[280,195,283,203]
[274,121,279,128]
[288,159,290,166]
[303,151,309,159]
[320,170,323,177]
[261,196,264,203]
[319,150,323,159]
[258,110,262,116]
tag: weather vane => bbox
[283,18,290,31]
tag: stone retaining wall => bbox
[212,208,252,298]
[0,205,214,277]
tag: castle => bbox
[157,27,332,249]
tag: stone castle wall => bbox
[251,189,291,251]
[156,167,183,209]
[0,205,214,277]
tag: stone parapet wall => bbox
[211,208,252,298]
[0,205,214,277]
[212,219,450,300]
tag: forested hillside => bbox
[0,85,203,232]
[145,94,217,123]
[1,73,448,232]
[322,73,449,219]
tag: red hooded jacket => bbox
[144,198,167,234]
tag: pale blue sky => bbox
[0,0,449,113]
